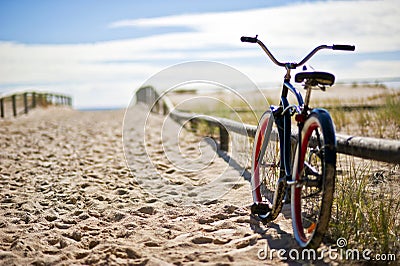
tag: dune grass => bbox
[329,155,399,256]
[186,87,400,139]
[327,94,400,139]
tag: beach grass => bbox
[329,155,399,255]
[178,86,400,139]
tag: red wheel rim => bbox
[294,121,319,243]
[253,116,270,203]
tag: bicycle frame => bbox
[272,81,305,185]
[272,80,338,188]
[241,35,353,185]
[245,35,354,247]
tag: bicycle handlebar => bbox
[240,36,258,43]
[241,35,355,69]
[332,44,355,51]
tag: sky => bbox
[0,0,399,108]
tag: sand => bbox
[0,105,307,265]
[3,83,393,265]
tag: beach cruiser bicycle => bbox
[241,35,355,248]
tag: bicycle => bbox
[241,35,355,248]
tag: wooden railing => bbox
[135,86,400,164]
[0,91,72,118]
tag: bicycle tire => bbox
[251,110,285,222]
[291,109,336,248]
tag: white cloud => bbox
[0,0,399,108]
[109,0,400,53]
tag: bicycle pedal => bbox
[251,202,272,216]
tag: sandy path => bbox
[0,106,307,265]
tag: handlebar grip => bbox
[332,44,355,51]
[241,35,258,43]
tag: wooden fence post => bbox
[0,98,4,118]
[24,92,28,114]
[32,92,36,108]
[12,95,17,117]
[219,125,229,151]
[163,102,168,115]
[42,94,45,106]
[189,118,198,133]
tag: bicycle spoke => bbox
[304,161,321,178]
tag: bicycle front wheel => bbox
[251,110,285,221]
[292,109,336,248]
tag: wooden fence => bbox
[135,86,400,164]
[0,91,72,119]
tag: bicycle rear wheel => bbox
[251,110,285,222]
[292,110,336,248]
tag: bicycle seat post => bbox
[304,84,312,109]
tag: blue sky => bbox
[0,0,296,44]
[0,0,399,108]
[0,0,293,44]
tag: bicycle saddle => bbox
[295,71,335,87]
